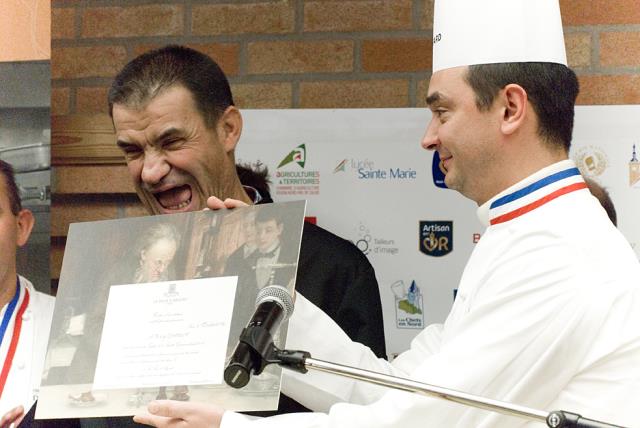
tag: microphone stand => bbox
[229,333,627,428]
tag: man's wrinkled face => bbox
[256,219,283,254]
[139,238,177,282]
[112,85,233,215]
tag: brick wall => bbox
[51,0,640,115]
[50,0,640,282]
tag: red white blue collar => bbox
[0,276,30,399]
[477,160,587,227]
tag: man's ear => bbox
[15,209,34,247]
[499,84,528,136]
[217,106,243,153]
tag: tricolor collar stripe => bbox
[0,284,30,399]
[0,277,20,351]
[490,182,587,225]
[490,167,581,209]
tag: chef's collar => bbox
[477,160,586,227]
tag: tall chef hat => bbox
[432,0,567,73]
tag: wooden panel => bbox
[53,164,136,194]
[52,200,118,237]
[52,114,125,165]
[51,238,66,279]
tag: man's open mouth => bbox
[155,185,192,210]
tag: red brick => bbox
[300,80,409,108]
[600,32,640,67]
[565,33,592,68]
[560,0,640,25]
[132,43,164,57]
[76,87,110,114]
[419,0,435,30]
[304,0,412,32]
[192,3,294,35]
[52,7,75,39]
[248,40,353,74]
[577,75,640,105]
[362,39,433,72]
[52,46,127,79]
[231,83,293,108]
[132,43,240,76]
[416,77,432,107]
[185,44,239,76]
[52,88,70,116]
[82,5,183,38]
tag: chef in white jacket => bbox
[134,1,640,427]
[0,160,55,426]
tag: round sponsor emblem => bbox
[574,146,608,177]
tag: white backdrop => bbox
[236,106,640,357]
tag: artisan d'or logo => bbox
[277,144,306,169]
[419,221,453,257]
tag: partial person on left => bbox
[0,160,55,427]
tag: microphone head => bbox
[256,285,294,321]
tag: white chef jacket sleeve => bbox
[279,293,443,412]
[219,233,626,427]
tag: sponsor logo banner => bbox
[333,158,417,181]
[391,280,424,329]
[275,144,321,196]
[419,221,453,257]
[352,222,399,256]
[573,145,608,178]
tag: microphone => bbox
[224,285,294,388]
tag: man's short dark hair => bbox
[0,160,22,215]
[236,162,273,202]
[465,62,579,152]
[108,45,234,128]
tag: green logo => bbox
[277,144,306,169]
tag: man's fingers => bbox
[132,413,175,428]
[132,413,159,427]
[148,400,191,418]
[134,400,225,428]
[0,406,24,428]
[133,401,183,428]
[223,198,249,209]
[206,196,250,210]
[206,196,226,210]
